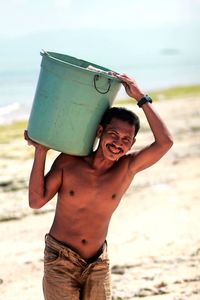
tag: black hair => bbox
[100,107,140,136]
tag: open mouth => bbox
[106,144,123,155]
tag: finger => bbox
[108,71,117,77]
[24,130,34,146]
[24,130,28,140]
[117,74,133,84]
[121,82,128,89]
[24,131,31,143]
[117,73,130,79]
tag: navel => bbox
[81,239,87,245]
[112,194,116,199]
[69,190,75,196]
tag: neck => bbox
[86,149,115,173]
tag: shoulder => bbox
[51,153,77,169]
[116,152,137,171]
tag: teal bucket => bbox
[28,51,121,155]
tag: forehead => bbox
[105,118,135,137]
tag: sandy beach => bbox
[0,95,200,299]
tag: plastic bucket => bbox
[28,51,121,155]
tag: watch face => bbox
[145,95,152,102]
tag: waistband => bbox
[45,234,108,265]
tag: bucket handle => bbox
[94,75,111,94]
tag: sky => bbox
[0,0,200,38]
[0,0,200,112]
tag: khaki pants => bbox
[43,234,111,300]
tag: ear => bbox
[96,125,103,138]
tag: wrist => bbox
[35,145,49,154]
[134,92,145,102]
[137,95,153,108]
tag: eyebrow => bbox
[107,128,132,139]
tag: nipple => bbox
[69,190,75,196]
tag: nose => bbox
[113,137,123,147]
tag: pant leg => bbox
[81,244,112,300]
[81,260,111,300]
[43,242,81,300]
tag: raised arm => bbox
[117,74,173,174]
[24,131,62,209]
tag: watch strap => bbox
[137,95,153,107]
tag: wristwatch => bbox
[137,95,153,107]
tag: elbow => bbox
[29,201,42,209]
[163,136,174,152]
[167,136,174,149]
[29,196,44,209]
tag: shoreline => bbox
[0,83,200,126]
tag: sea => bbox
[0,25,200,125]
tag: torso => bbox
[49,153,135,259]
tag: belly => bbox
[49,207,111,259]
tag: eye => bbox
[111,133,117,137]
[123,138,131,144]
[108,131,117,138]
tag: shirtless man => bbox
[25,74,173,300]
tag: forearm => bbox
[117,74,173,172]
[118,72,173,147]
[29,148,48,208]
[141,102,173,147]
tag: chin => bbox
[104,150,123,161]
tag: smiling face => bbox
[97,118,136,161]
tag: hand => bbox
[24,130,50,152]
[117,74,145,101]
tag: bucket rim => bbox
[40,50,121,82]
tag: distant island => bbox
[160,48,180,55]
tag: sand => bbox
[0,96,200,299]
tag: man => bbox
[25,74,173,300]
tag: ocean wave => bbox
[0,102,29,124]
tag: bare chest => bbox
[58,164,132,212]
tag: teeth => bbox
[107,145,121,154]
